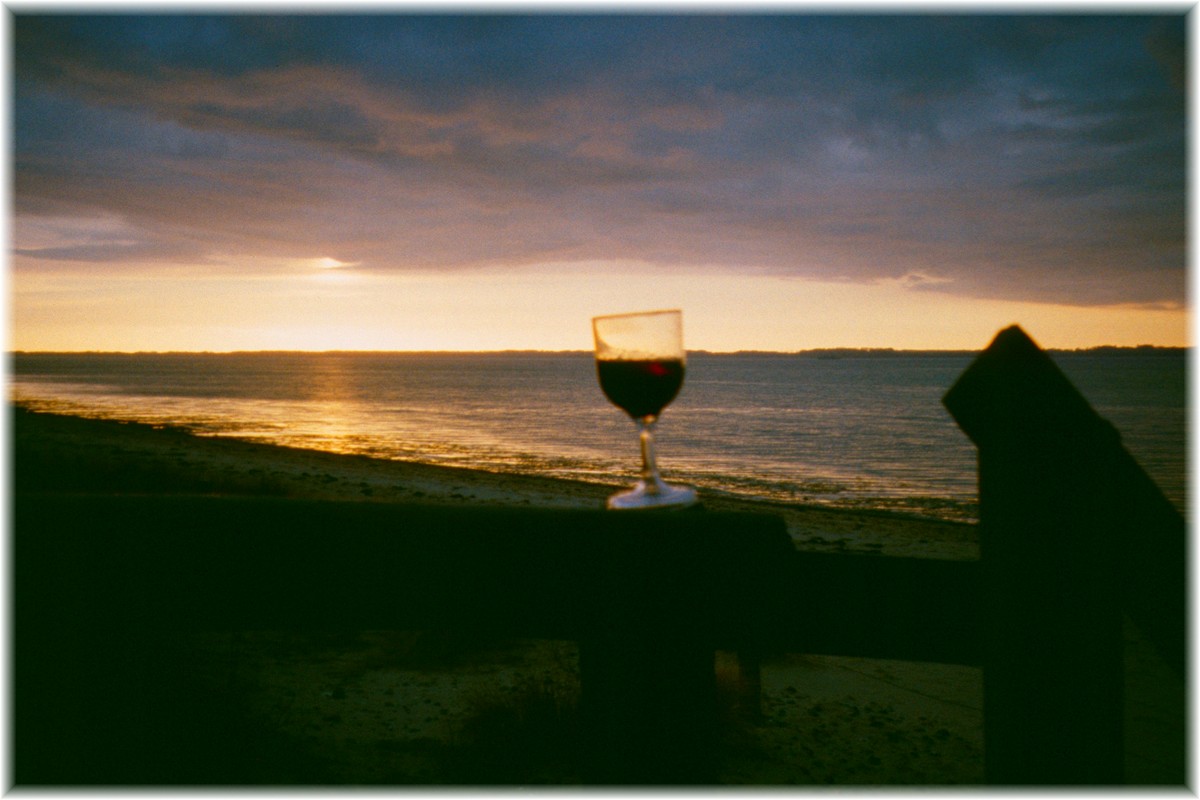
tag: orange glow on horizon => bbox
[8,262,1190,353]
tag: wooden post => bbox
[578,623,717,783]
[573,512,794,784]
[943,325,1184,785]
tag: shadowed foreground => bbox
[11,404,1183,786]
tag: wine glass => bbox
[592,309,697,510]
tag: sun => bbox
[315,257,351,270]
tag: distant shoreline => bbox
[9,345,1188,357]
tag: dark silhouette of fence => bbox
[943,324,1186,784]
[11,325,1185,786]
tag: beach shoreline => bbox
[11,403,980,561]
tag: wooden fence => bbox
[11,325,1185,785]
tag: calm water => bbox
[9,351,1189,523]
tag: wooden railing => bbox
[13,498,797,784]
[11,325,1185,786]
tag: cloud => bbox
[888,271,955,290]
[15,241,195,263]
[11,13,1186,307]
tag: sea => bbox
[9,350,1189,524]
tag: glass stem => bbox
[637,416,663,493]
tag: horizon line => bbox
[9,343,1188,357]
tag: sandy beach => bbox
[10,405,1184,786]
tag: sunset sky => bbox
[10,11,1190,352]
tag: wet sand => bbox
[10,405,1182,786]
[11,404,981,560]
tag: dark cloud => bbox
[11,12,1187,306]
[14,240,201,264]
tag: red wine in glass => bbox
[596,358,685,420]
[592,310,697,510]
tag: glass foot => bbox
[606,480,697,510]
